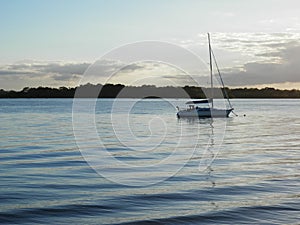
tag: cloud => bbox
[0,61,92,89]
[39,63,90,75]
[1,33,300,90]
[0,61,90,75]
[174,32,300,88]
[51,74,82,81]
[181,32,300,59]
[0,59,160,89]
[222,41,300,86]
[103,61,192,87]
[121,63,145,72]
[0,69,36,75]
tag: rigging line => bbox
[210,48,233,109]
[208,33,214,109]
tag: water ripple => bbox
[0,99,299,224]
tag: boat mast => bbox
[211,49,234,109]
[208,33,213,109]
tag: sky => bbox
[1,0,300,90]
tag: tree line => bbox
[0,83,300,98]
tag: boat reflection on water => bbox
[177,117,217,188]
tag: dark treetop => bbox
[1,84,300,98]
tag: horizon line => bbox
[1,83,300,92]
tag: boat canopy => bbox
[185,99,212,104]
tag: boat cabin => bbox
[185,99,212,111]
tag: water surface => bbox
[0,99,299,224]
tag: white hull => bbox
[177,108,233,118]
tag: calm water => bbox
[0,99,300,224]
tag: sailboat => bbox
[177,33,234,118]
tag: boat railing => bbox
[176,104,210,112]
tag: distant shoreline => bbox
[1,84,300,98]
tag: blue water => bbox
[0,99,300,224]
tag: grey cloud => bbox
[0,62,91,76]
[52,74,81,81]
[84,59,125,77]
[83,60,162,79]
[0,61,92,89]
[0,69,36,75]
[121,64,144,72]
[8,64,32,70]
[223,41,300,86]
[0,68,85,90]
[208,33,300,59]
[36,63,90,75]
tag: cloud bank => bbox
[221,36,300,87]
[1,33,300,90]
[0,62,90,90]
